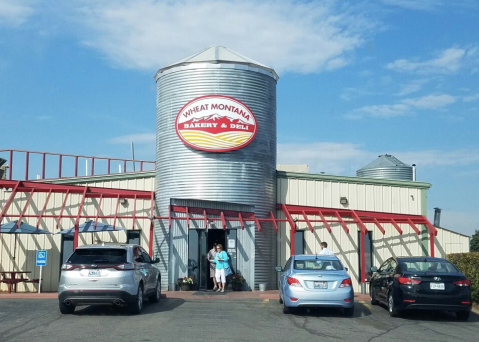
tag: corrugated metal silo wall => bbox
[156,67,277,290]
[169,199,256,290]
[356,167,413,181]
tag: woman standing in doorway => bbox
[207,243,218,291]
[214,244,229,292]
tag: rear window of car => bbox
[399,260,459,273]
[294,259,343,271]
[67,248,127,265]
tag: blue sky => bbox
[0,0,478,236]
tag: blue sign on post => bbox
[36,250,47,266]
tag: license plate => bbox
[314,281,327,289]
[88,270,101,277]
[430,282,445,290]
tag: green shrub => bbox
[447,252,479,303]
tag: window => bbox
[284,257,292,271]
[127,230,141,245]
[294,259,343,271]
[294,230,304,255]
[134,247,144,263]
[68,248,127,265]
[141,248,152,263]
[399,260,458,273]
[379,259,391,273]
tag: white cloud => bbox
[401,94,456,109]
[428,209,478,237]
[396,79,429,96]
[392,149,479,167]
[109,133,156,145]
[463,93,479,102]
[340,87,377,101]
[70,0,373,74]
[380,0,443,10]
[0,0,34,26]
[386,47,472,74]
[349,103,410,118]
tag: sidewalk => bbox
[0,290,371,302]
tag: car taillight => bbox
[287,277,302,287]
[340,278,352,287]
[397,276,421,285]
[453,279,470,287]
[61,264,74,270]
[115,263,135,270]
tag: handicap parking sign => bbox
[36,250,47,266]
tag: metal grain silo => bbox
[356,154,413,181]
[154,46,278,290]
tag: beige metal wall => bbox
[434,227,470,256]
[276,175,428,289]
[0,175,153,292]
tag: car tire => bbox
[59,301,75,314]
[279,291,283,304]
[456,311,470,321]
[149,277,161,303]
[343,305,354,317]
[370,288,379,305]
[130,284,144,315]
[388,291,401,317]
[282,300,291,314]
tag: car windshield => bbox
[399,260,459,273]
[294,259,343,271]
[68,248,127,265]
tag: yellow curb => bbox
[263,299,269,303]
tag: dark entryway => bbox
[188,229,237,290]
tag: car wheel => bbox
[282,299,291,314]
[59,301,75,314]
[370,287,379,305]
[279,291,283,304]
[149,277,161,303]
[343,305,354,317]
[130,284,144,315]
[456,311,470,321]
[388,291,400,317]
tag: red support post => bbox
[149,220,154,257]
[168,205,171,229]
[42,153,46,179]
[204,209,208,229]
[132,195,137,230]
[37,189,52,228]
[360,230,366,284]
[239,213,245,230]
[74,186,89,228]
[282,204,296,256]
[25,152,29,180]
[255,217,262,232]
[429,233,435,257]
[112,194,120,229]
[270,211,278,233]
[74,223,79,250]
[58,155,62,178]
[186,206,190,228]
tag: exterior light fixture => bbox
[340,197,348,205]
[119,198,128,205]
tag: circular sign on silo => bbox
[175,95,258,152]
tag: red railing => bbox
[0,149,155,181]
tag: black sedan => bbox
[369,256,472,320]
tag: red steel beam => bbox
[204,209,208,229]
[94,194,103,230]
[16,189,35,228]
[360,230,366,284]
[255,217,262,232]
[74,187,89,227]
[112,194,120,229]
[56,190,70,229]
[186,206,190,229]
[407,219,421,235]
[390,218,403,235]
[430,233,435,257]
[239,213,245,230]
[350,210,368,234]
[36,189,53,228]
[301,211,314,233]
[221,211,226,230]
[170,205,255,219]
[168,205,171,229]
[132,195,137,230]
[372,218,386,235]
[334,211,349,234]
[270,211,278,233]
[149,220,154,257]
[316,210,332,234]
[282,204,296,256]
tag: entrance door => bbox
[188,229,237,290]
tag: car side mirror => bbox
[370,266,378,272]
[275,266,282,272]
[345,267,348,272]
[153,258,160,264]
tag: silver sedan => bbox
[276,255,354,315]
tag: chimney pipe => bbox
[433,207,441,227]
[412,164,416,181]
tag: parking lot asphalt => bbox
[0,296,478,342]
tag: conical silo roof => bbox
[154,46,279,81]
[356,154,413,181]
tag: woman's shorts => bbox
[210,266,216,278]
[215,268,226,283]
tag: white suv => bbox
[58,244,161,314]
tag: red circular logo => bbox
[175,95,258,152]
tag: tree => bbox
[471,230,479,252]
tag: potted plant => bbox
[177,276,194,291]
[230,274,245,291]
